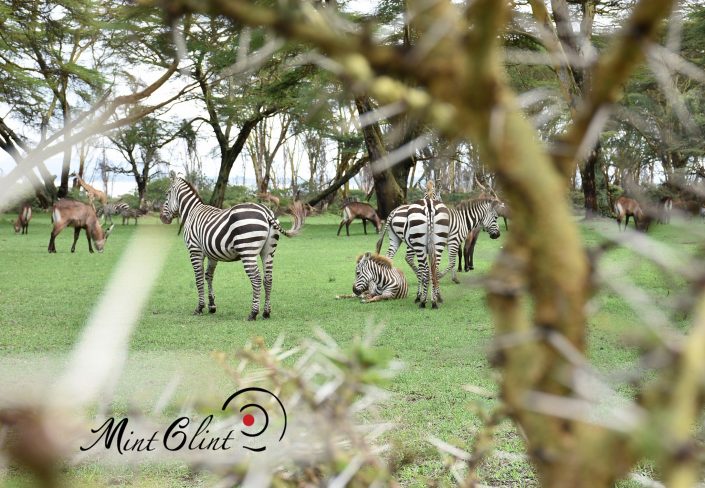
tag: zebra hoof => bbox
[263,311,270,319]
[414,296,420,303]
[247,312,257,321]
[452,277,460,284]
[193,309,203,315]
[208,306,216,314]
[437,295,444,304]
[418,301,426,309]
[432,302,439,309]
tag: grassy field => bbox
[0,210,695,487]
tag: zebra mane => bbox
[457,197,498,210]
[178,177,203,203]
[357,252,394,268]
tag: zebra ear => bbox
[364,252,371,258]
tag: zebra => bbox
[160,177,305,321]
[439,198,501,283]
[98,202,129,225]
[374,181,441,275]
[337,252,408,302]
[121,207,147,225]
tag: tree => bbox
[108,116,181,206]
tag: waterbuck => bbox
[14,204,32,234]
[337,202,382,236]
[48,199,114,253]
[615,196,648,232]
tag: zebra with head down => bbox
[337,252,408,302]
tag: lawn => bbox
[0,210,693,486]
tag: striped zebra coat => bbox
[98,202,129,225]
[160,177,305,320]
[351,252,408,302]
[376,196,449,308]
[440,198,501,283]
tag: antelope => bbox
[615,196,647,231]
[337,202,382,236]
[48,199,114,253]
[14,204,32,234]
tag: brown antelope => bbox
[337,202,382,236]
[14,204,32,234]
[615,196,647,231]
[48,199,114,253]
[72,174,108,208]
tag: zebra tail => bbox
[426,199,439,291]
[375,217,390,254]
[273,200,306,238]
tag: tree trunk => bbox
[209,118,260,208]
[581,145,599,218]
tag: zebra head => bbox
[481,200,501,239]
[160,179,181,224]
[353,252,375,296]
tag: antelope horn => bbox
[105,224,115,239]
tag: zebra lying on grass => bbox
[336,252,408,302]
[440,198,501,283]
[160,177,305,321]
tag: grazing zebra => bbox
[98,202,129,225]
[121,207,147,225]
[439,198,501,283]
[160,177,305,320]
[337,252,408,302]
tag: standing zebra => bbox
[440,198,501,283]
[337,252,408,302]
[376,182,449,308]
[98,202,129,225]
[374,180,441,274]
[160,177,305,320]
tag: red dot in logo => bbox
[243,414,255,427]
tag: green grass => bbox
[0,212,694,486]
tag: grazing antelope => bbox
[336,252,408,302]
[337,202,382,236]
[615,196,647,231]
[48,199,114,253]
[121,207,148,225]
[14,204,32,234]
[72,174,108,208]
[160,177,305,320]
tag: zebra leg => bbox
[189,250,206,315]
[416,251,429,307]
[205,258,218,314]
[262,253,274,319]
[242,256,262,321]
[431,251,442,308]
[439,240,459,283]
[405,247,418,274]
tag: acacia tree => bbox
[108,116,182,206]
